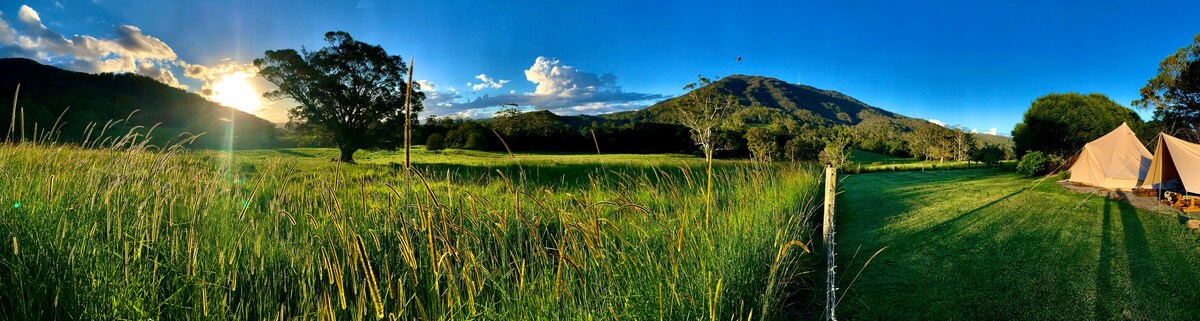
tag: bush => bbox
[971,144,1006,165]
[464,132,488,150]
[426,133,446,151]
[1017,151,1051,177]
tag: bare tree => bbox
[672,75,738,226]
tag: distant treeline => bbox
[279,107,1013,163]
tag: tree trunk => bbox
[338,146,357,163]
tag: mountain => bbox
[0,58,277,149]
[606,74,906,125]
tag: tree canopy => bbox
[1134,34,1200,140]
[255,31,422,163]
[1012,93,1147,157]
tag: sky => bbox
[1,0,1198,135]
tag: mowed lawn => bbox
[837,169,1200,320]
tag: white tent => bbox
[1141,133,1200,195]
[1067,123,1153,190]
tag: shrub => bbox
[1017,151,1050,177]
[464,132,488,150]
[971,144,1006,165]
[426,133,446,151]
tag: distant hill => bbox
[602,74,1011,145]
[607,74,904,125]
[0,58,277,149]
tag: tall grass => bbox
[0,129,822,319]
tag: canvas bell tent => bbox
[1066,123,1153,190]
[1141,133,1200,195]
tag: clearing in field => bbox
[836,169,1200,320]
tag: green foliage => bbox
[1016,150,1051,177]
[254,31,421,163]
[971,144,1006,165]
[744,126,782,162]
[818,125,853,166]
[425,132,445,151]
[1134,34,1200,139]
[1012,93,1147,158]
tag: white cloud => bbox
[416,79,463,110]
[987,128,998,135]
[928,119,947,127]
[1,5,185,88]
[425,56,665,118]
[0,4,270,107]
[524,56,620,96]
[467,74,509,91]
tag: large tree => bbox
[1012,93,1146,158]
[1133,34,1200,140]
[255,31,422,163]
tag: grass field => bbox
[0,143,823,320]
[837,169,1200,319]
[844,150,1005,174]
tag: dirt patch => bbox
[1057,180,1184,215]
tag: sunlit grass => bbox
[837,169,1200,320]
[0,140,822,320]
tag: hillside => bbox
[0,58,277,149]
[608,74,904,125]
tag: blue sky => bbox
[1,0,1198,135]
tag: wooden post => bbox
[403,57,414,169]
[823,165,837,321]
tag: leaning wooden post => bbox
[823,165,838,321]
[403,57,415,169]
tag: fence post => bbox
[824,165,838,321]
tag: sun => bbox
[211,72,262,113]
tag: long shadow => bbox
[1094,197,1114,318]
[839,169,1011,236]
[889,186,1028,249]
[274,149,315,158]
[1118,196,1158,313]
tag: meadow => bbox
[843,150,1008,174]
[836,169,1200,320]
[0,141,824,320]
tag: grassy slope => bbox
[0,144,822,320]
[837,169,1200,320]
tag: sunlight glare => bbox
[211,72,262,113]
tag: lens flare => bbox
[211,72,262,113]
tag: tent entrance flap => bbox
[1141,133,1200,195]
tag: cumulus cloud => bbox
[0,3,284,117]
[181,59,259,97]
[928,119,947,127]
[417,79,463,110]
[987,128,998,135]
[467,74,508,91]
[423,56,666,118]
[0,5,188,88]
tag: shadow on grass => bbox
[274,149,315,158]
[1095,198,1115,318]
[1118,196,1159,314]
